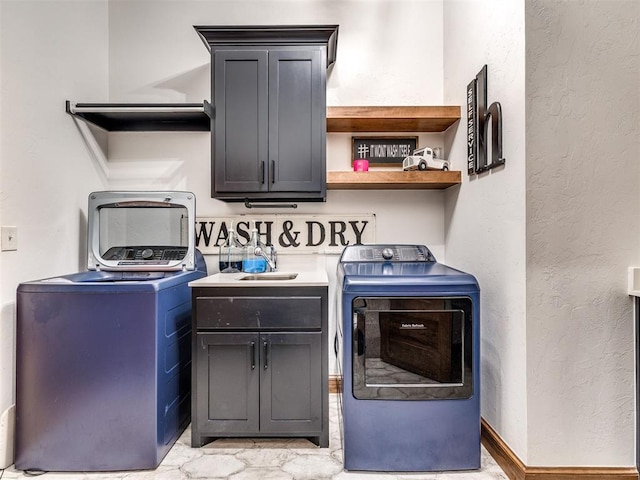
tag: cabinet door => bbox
[260,332,322,434]
[195,332,259,434]
[268,48,325,194]
[213,49,268,194]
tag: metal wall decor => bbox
[467,65,505,175]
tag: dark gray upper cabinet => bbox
[194,25,339,203]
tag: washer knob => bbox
[141,248,155,260]
[382,248,394,260]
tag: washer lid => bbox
[87,191,197,272]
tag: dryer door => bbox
[352,296,473,400]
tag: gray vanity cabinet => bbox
[196,332,322,435]
[191,286,329,448]
[212,46,326,201]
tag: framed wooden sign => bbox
[195,214,376,254]
[352,136,418,167]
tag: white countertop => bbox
[189,269,329,288]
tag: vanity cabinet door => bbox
[259,332,323,434]
[195,332,259,435]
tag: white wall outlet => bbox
[1,226,17,251]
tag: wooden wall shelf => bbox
[327,170,461,190]
[66,101,462,191]
[326,106,460,133]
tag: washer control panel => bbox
[102,246,188,266]
[339,244,435,263]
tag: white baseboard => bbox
[0,404,15,469]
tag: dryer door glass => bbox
[352,297,473,400]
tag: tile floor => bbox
[0,394,508,480]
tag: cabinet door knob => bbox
[271,160,276,184]
[260,161,265,184]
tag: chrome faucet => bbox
[253,246,277,271]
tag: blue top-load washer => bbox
[337,244,480,472]
[15,191,207,472]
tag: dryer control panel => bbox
[339,244,435,263]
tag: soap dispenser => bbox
[242,225,268,273]
[218,224,243,273]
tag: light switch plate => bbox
[1,226,17,251]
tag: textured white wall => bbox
[0,1,6,468]
[525,0,639,466]
[443,0,528,463]
[444,0,639,468]
[106,0,444,106]
[0,0,109,466]
[0,0,4,424]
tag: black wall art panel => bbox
[467,65,505,176]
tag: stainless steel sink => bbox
[239,273,298,281]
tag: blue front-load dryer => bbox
[336,244,480,472]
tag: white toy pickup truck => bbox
[402,147,450,171]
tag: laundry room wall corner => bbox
[443,0,528,465]
[0,0,11,469]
